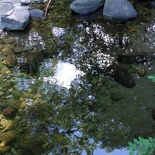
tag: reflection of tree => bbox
[13,12,155,155]
[17,69,154,155]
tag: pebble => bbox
[0,92,5,96]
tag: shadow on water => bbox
[1,0,155,155]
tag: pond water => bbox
[0,0,155,155]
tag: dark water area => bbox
[1,0,155,155]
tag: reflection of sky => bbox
[42,61,84,89]
[52,26,66,37]
[82,148,129,155]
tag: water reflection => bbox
[2,2,155,154]
[41,60,84,89]
[82,148,129,155]
[52,26,66,38]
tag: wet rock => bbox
[30,9,44,19]
[0,102,7,108]
[5,55,17,68]
[22,46,33,52]
[70,0,104,15]
[1,5,30,31]
[0,2,14,16]
[151,1,155,7]
[18,118,27,127]
[20,101,27,109]
[2,106,16,117]
[3,37,16,44]
[137,68,146,77]
[10,100,21,109]
[11,147,19,155]
[0,145,11,153]
[1,46,13,56]
[0,119,9,130]
[109,64,136,88]
[152,108,155,120]
[0,92,5,97]
[21,0,31,5]
[0,131,16,145]
[2,116,20,132]
[103,0,137,21]
[116,54,151,63]
[18,108,26,116]
[110,92,123,101]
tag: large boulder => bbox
[103,0,137,21]
[70,0,104,15]
[0,2,14,16]
[1,5,30,31]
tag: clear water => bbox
[1,0,155,155]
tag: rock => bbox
[137,68,146,77]
[30,9,44,19]
[5,55,17,68]
[110,92,123,101]
[103,0,137,21]
[11,148,19,155]
[1,5,30,31]
[20,0,31,5]
[70,0,104,15]
[2,116,20,132]
[109,64,136,88]
[0,131,16,145]
[151,1,155,7]
[2,106,16,117]
[21,0,44,4]
[152,108,155,120]
[0,119,9,130]
[0,2,14,16]
[0,145,11,153]
[95,53,135,88]
[116,54,151,63]
[0,92,5,97]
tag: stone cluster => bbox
[70,0,137,22]
[0,0,44,31]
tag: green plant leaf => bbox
[147,75,155,79]
[149,137,153,142]
[128,142,133,146]
[134,139,140,144]
[138,136,143,141]
[152,78,155,82]
[129,150,135,155]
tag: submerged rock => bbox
[109,64,136,88]
[110,91,123,101]
[95,53,135,88]
[2,106,16,117]
[116,54,151,63]
[0,145,11,153]
[152,108,155,120]
[103,0,137,21]
[70,0,104,15]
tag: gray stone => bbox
[1,5,30,31]
[21,0,45,4]
[0,2,14,16]
[30,9,44,19]
[20,0,31,5]
[103,0,137,21]
[70,0,104,15]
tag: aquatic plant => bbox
[147,74,155,82]
[126,136,155,155]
